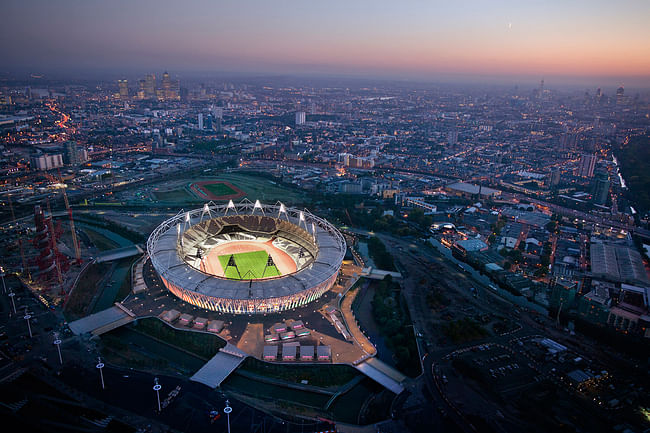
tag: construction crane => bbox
[43,171,82,262]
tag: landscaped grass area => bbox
[63,261,112,320]
[218,250,280,279]
[223,368,393,424]
[100,326,205,375]
[369,277,421,377]
[153,188,196,202]
[131,317,226,359]
[201,182,237,196]
[212,173,306,204]
[222,374,332,409]
[92,256,137,313]
[140,172,306,205]
[328,378,393,425]
[238,357,360,388]
[83,227,118,251]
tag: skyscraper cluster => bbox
[117,72,180,101]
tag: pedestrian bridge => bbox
[360,267,402,280]
[95,245,144,263]
[190,343,247,388]
[355,357,405,395]
[68,304,135,336]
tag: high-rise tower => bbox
[295,111,306,125]
[117,79,129,99]
[578,154,596,178]
[144,74,156,100]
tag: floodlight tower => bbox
[225,199,237,215]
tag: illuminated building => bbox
[147,201,345,314]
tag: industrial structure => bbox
[33,204,68,285]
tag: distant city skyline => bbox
[1,0,650,86]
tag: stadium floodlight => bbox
[253,199,264,215]
[201,203,211,222]
[278,202,288,220]
[299,211,308,230]
[183,211,191,232]
[225,199,236,215]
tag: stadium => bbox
[147,200,346,314]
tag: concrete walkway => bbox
[339,280,377,362]
[355,357,405,395]
[68,304,135,336]
[189,343,247,388]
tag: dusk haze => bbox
[1,2,650,433]
[2,0,650,85]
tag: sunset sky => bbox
[2,0,649,84]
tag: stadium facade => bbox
[147,200,346,314]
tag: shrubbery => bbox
[371,277,420,377]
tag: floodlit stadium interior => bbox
[147,200,346,314]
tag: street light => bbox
[153,377,162,412]
[8,291,17,314]
[53,332,63,364]
[24,309,32,338]
[223,400,232,433]
[0,267,6,294]
[96,357,105,389]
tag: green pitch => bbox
[217,250,280,280]
[202,182,237,197]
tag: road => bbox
[376,233,549,431]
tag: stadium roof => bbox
[148,201,346,300]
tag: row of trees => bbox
[367,236,396,271]
[133,318,225,360]
[371,277,421,377]
[76,214,145,244]
[442,318,488,344]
